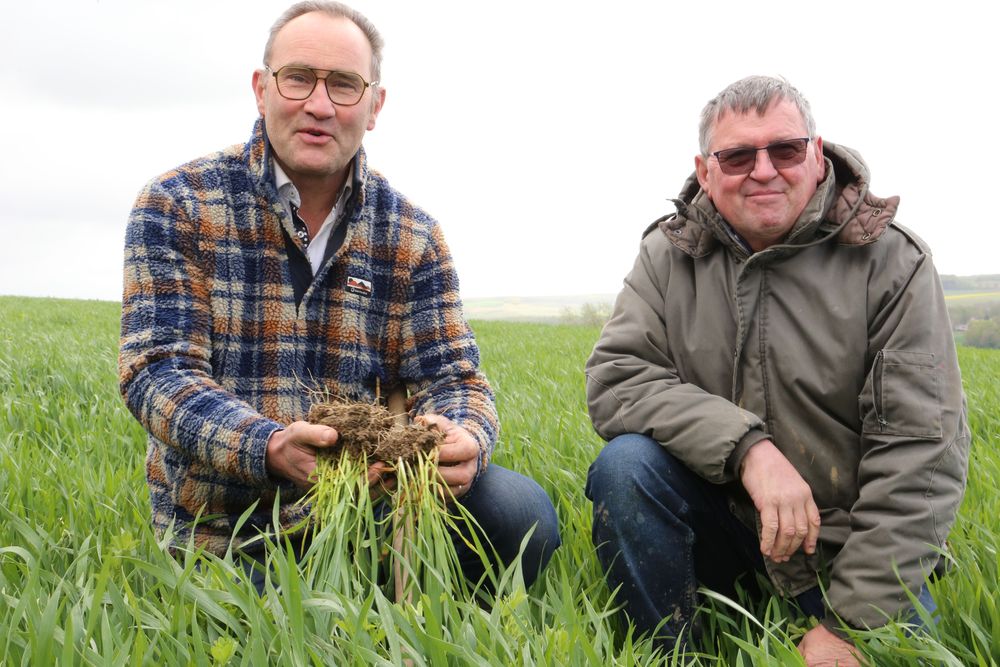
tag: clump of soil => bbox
[307,400,443,465]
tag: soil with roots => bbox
[307,400,443,465]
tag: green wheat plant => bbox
[2,295,998,665]
[302,445,499,608]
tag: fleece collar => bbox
[242,116,368,206]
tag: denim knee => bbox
[459,464,560,587]
[585,433,667,508]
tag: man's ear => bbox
[367,86,386,131]
[813,136,825,182]
[252,69,266,116]
[695,154,710,195]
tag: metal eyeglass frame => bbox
[711,137,811,175]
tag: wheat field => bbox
[1,295,997,665]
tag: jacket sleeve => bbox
[824,245,970,633]
[585,235,768,484]
[398,222,499,470]
[118,177,282,486]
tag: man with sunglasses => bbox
[119,1,558,591]
[585,76,968,664]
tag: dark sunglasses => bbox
[711,137,811,175]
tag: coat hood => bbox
[651,141,900,258]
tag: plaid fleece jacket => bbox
[119,119,498,555]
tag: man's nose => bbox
[749,148,778,180]
[303,81,336,117]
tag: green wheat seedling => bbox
[3,297,999,664]
[302,435,497,615]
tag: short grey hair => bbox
[263,1,384,83]
[698,76,816,156]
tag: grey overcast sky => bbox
[1,1,996,302]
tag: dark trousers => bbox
[584,433,936,641]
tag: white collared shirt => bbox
[272,159,353,275]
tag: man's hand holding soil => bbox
[266,421,395,494]
[418,414,480,499]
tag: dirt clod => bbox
[307,400,443,465]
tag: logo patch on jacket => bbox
[346,275,373,297]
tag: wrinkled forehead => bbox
[708,98,810,147]
[270,12,374,74]
[716,96,806,127]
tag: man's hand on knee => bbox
[740,440,821,562]
[265,421,339,488]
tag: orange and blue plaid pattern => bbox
[119,119,498,554]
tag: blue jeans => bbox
[241,462,560,594]
[444,461,561,590]
[585,433,936,641]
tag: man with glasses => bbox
[119,0,558,591]
[584,76,968,664]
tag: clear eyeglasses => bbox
[265,65,376,106]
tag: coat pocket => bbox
[860,349,942,438]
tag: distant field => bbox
[467,290,1000,324]
[1,295,998,665]
[463,294,615,322]
[944,291,1000,302]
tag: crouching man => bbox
[584,75,969,665]
[119,0,558,592]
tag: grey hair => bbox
[698,76,816,156]
[263,1,384,83]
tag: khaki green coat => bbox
[586,141,970,632]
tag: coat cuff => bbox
[819,613,855,641]
[246,419,285,485]
[724,428,771,480]
[446,416,492,494]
